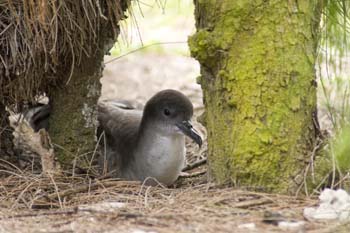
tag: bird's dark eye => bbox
[163,108,171,116]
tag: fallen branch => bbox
[182,158,207,172]
[179,170,206,178]
[10,116,61,176]
[231,198,273,209]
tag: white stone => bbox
[278,221,305,229]
[237,223,256,230]
[304,189,350,221]
[131,229,157,233]
[78,201,126,212]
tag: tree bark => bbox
[189,0,323,193]
[48,28,116,165]
[48,54,102,165]
[0,1,129,170]
[0,103,14,163]
[48,3,129,166]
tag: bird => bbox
[97,89,202,186]
[24,103,51,132]
[7,99,51,169]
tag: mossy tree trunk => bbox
[189,0,323,193]
[48,15,126,167]
[48,52,104,165]
[48,20,122,166]
[0,103,14,163]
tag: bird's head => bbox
[142,89,202,147]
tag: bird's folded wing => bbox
[97,100,142,149]
[99,99,144,110]
[24,104,51,132]
[97,100,143,174]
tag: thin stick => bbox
[231,198,273,209]
[182,158,207,172]
[179,170,206,178]
[104,41,186,65]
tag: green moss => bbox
[290,96,301,111]
[334,126,350,173]
[49,55,101,165]
[188,30,211,63]
[190,0,321,193]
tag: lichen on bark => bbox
[48,2,129,165]
[48,54,102,164]
[189,0,324,193]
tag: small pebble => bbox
[278,221,305,230]
[238,223,256,230]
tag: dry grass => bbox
[0,89,346,232]
[0,0,128,105]
[1,159,348,233]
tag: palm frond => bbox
[322,0,350,56]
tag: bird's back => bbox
[97,99,142,177]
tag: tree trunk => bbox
[0,103,14,163]
[48,8,128,166]
[189,0,323,193]
[48,22,119,166]
[0,1,130,170]
[48,53,103,165]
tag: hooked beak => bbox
[176,121,202,147]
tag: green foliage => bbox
[334,125,350,173]
[321,0,350,177]
[319,0,350,186]
[323,0,350,57]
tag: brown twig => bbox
[179,170,206,178]
[182,158,207,172]
[231,198,273,209]
[104,41,187,65]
